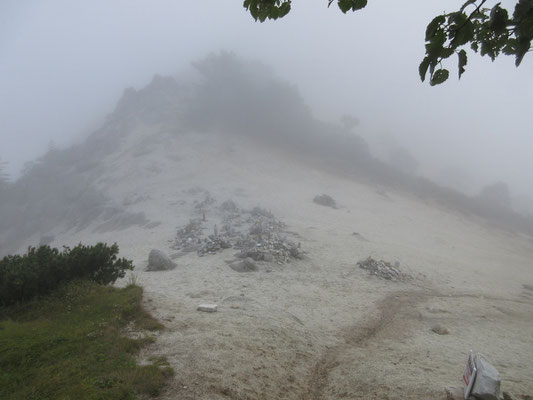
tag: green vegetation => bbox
[242,0,533,85]
[0,280,173,400]
[0,243,133,306]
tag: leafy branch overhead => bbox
[243,0,533,85]
[421,0,533,85]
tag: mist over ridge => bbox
[1,1,532,208]
[1,51,531,257]
[2,3,533,394]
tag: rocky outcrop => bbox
[147,249,176,271]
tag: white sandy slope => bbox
[43,126,533,399]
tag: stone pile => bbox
[171,197,302,264]
[357,257,409,281]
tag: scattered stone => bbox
[186,186,205,195]
[351,232,369,241]
[123,193,150,206]
[263,253,274,262]
[197,235,232,256]
[426,307,450,314]
[313,194,337,208]
[445,386,473,400]
[144,221,161,229]
[250,206,274,218]
[431,324,449,335]
[228,258,258,273]
[376,189,390,198]
[147,249,176,271]
[194,192,216,214]
[357,257,410,281]
[197,304,218,313]
[522,284,533,292]
[236,249,270,261]
[220,200,239,213]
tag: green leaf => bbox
[279,2,291,17]
[419,57,431,82]
[490,4,509,34]
[352,0,368,11]
[450,20,475,47]
[449,12,467,26]
[243,0,292,21]
[430,69,450,86]
[458,49,468,78]
[338,0,352,13]
[440,47,455,59]
[338,0,367,12]
[514,37,531,66]
[426,15,446,40]
[513,0,533,21]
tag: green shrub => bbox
[0,243,133,306]
[0,281,172,400]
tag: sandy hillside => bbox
[43,127,533,400]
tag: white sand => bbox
[48,128,533,399]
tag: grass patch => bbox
[0,280,173,400]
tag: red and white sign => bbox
[463,350,477,399]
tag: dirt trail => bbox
[303,285,533,400]
[305,289,430,400]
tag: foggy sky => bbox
[1,0,532,198]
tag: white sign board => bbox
[463,350,477,399]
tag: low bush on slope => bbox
[0,243,132,306]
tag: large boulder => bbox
[228,258,258,273]
[147,249,176,271]
[313,194,337,208]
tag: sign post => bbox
[463,350,477,399]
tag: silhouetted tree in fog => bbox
[477,181,512,210]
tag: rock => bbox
[357,257,410,281]
[228,258,258,272]
[220,200,239,213]
[523,283,533,292]
[445,386,464,400]
[445,386,475,400]
[263,253,274,262]
[197,304,217,313]
[147,249,176,271]
[313,194,337,208]
[144,221,161,229]
[351,232,369,242]
[471,354,501,400]
[236,249,269,261]
[431,324,449,335]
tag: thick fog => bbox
[1,0,532,204]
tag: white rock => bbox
[197,304,218,313]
